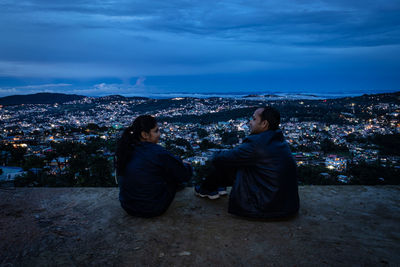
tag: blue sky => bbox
[0,0,399,97]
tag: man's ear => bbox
[261,120,269,130]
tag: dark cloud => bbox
[2,0,399,47]
[0,0,399,93]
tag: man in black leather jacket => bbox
[195,106,300,219]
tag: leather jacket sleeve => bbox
[212,139,257,166]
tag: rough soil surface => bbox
[1,186,399,266]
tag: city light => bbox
[1,92,399,186]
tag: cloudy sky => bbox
[0,0,399,96]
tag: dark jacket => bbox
[118,142,192,217]
[212,130,299,219]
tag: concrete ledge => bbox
[1,186,399,266]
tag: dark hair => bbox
[115,115,157,176]
[260,106,280,130]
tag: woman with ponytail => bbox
[116,115,192,217]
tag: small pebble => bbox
[178,251,191,256]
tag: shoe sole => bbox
[194,190,220,200]
[218,191,228,196]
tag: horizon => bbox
[1,89,399,101]
[1,1,400,97]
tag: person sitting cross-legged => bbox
[116,115,192,218]
[195,106,300,219]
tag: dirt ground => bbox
[1,186,399,266]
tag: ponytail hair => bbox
[115,115,157,176]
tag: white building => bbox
[325,155,347,172]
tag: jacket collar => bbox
[245,129,283,143]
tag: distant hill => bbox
[128,96,149,100]
[96,95,128,101]
[332,91,400,105]
[0,93,86,106]
[96,95,148,102]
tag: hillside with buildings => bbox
[0,92,399,187]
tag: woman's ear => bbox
[140,131,149,141]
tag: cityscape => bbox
[0,92,399,186]
[1,0,399,265]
